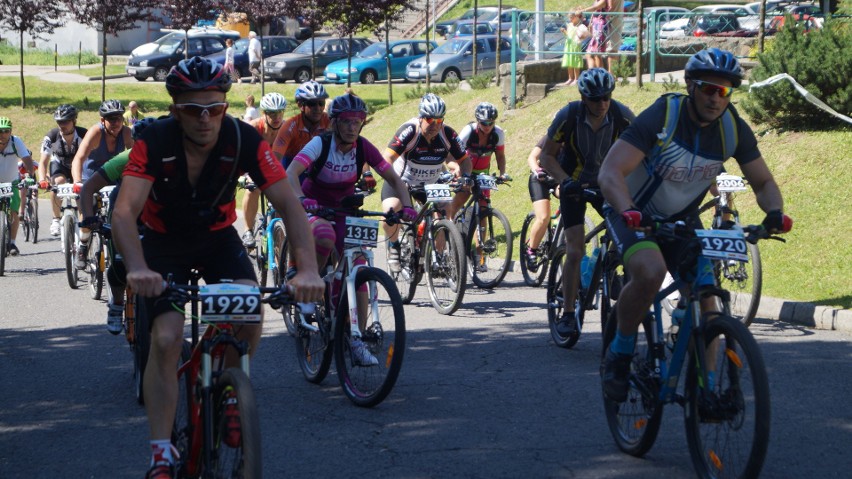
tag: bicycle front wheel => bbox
[335,267,406,407]
[294,289,333,384]
[63,217,79,289]
[211,368,262,478]
[547,248,580,348]
[519,212,550,287]
[684,314,770,479]
[469,208,512,289]
[87,232,104,300]
[22,201,31,242]
[716,243,762,327]
[601,311,663,457]
[272,222,296,335]
[425,219,466,315]
[29,197,38,244]
[391,225,420,304]
[0,212,8,276]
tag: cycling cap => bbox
[685,48,743,88]
[294,80,329,102]
[419,93,446,118]
[328,93,368,120]
[54,104,78,122]
[131,117,157,140]
[577,68,615,98]
[99,99,125,117]
[165,56,232,97]
[260,92,287,112]
[474,102,498,122]
[0,117,11,129]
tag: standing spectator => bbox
[584,0,624,72]
[124,101,141,126]
[248,31,262,84]
[243,94,260,122]
[223,38,241,83]
[561,11,590,85]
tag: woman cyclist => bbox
[285,93,415,366]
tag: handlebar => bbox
[162,280,297,310]
[654,221,786,245]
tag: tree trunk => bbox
[102,30,108,103]
[311,35,316,81]
[425,0,430,89]
[385,17,392,105]
[347,33,353,88]
[496,0,502,86]
[19,30,25,108]
[473,0,479,76]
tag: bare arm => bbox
[739,156,784,214]
[21,155,35,176]
[538,137,568,183]
[79,173,110,218]
[495,150,506,176]
[71,127,100,184]
[583,0,607,12]
[285,160,308,198]
[527,145,542,174]
[597,139,647,214]
[39,151,50,183]
[446,153,471,177]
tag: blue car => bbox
[324,40,436,84]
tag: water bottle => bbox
[580,247,601,290]
[667,305,686,351]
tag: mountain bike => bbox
[20,176,39,244]
[453,173,513,289]
[601,221,779,478]
[661,173,763,327]
[389,173,467,315]
[294,198,406,407]
[53,184,81,289]
[0,182,14,275]
[83,185,115,300]
[168,275,294,478]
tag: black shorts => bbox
[141,226,257,319]
[560,193,604,229]
[527,173,557,202]
[49,162,72,181]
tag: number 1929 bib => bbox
[199,283,262,323]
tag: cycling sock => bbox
[9,240,15,245]
[610,330,637,356]
[707,371,716,391]
[150,439,174,466]
[389,240,400,249]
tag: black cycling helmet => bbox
[165,56,232,98]
[685,48,743,88]
[131,117,157,140]
[99,99,125,117]
[577,68,615,98]
[328,93,368,119]
[54,104,78,122]
[474,102,498,122]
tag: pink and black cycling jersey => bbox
[457,122,505,172]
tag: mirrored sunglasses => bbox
[693,79,734,98]
[423,117,444,125]
[585,94,612,103]
[174,102,229,118]
[479,120,495,127]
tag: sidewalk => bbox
[0,64,127,82]
[759,296,852,333]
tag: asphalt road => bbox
[1,200,851,478]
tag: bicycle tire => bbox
[519,212,550,287]
[601,311,663,457]
[133,295,150,405]
[255,226,268,288]
[88,233,104,300]
[334,267,406,407]
[294,277,333,384]
[63,217,78,289]
[0,212,8,276]
[172,340,193,476]
[392,225,420,304]
[272,222,296,335]
[715,242,762,327]
[684,314,770,479]
[22,199,31,242]
[425,219,466,315]
[211,368,262,479]
[546,249,580,348]
[30,196,38,244]
[469,208,512,289]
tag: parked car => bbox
[660,5,754,38]
[126,28,240,82]
[405,35,525,83]
[454,20,496,37]
[688,14,750,36]
[488,8,533,34]
[518,14,568,51]
[324,40,436,84]
[264,37,373,83]
[204,35,299,78]
[434,6,511,38]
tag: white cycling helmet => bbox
[294,80,329,102]
[260,92,287,112]
[419,93,446,118]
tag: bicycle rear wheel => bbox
[335,267,406,407]
[87,232,104,300]
[391,226,420,304]
[425,219,466,315]
[63,217,79,289]
[133,295,150,405]
[547,249,580,348]
[601,311,663,457]
[172,341,193,476]
[715,243,762,327]
[294,285,333,384]
[29,196,38,244]
[519,212,550,287]
[684,314,770,479]
[469,208,512,289]
[211,368,262,478]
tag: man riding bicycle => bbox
[598,48,792,403]
[38,104,87,237]
[111,56,324,479]
[286,92,415,365]
[0,117,35,256]
[537,68,635,337]
[272,80,331,169]
[380,93,470,271]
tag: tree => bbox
[159,0,220,60]
[0,0,66,108]
[66,0,158,102]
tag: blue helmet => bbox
[577,68,615,98]
[685,48,743,88]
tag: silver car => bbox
[405,35,525,83]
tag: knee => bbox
[150,323,184,360]
[628,257,667,294]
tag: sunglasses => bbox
[479,120,495,127]
[265,111,284,119]
[423,117,444,125]
[337,118,364,128]
[104,115,124,124]
[584,94,611,103]
[174,102,229,118]
[693,79,734,98]
[0,129,10,134]
[301,100,325,109]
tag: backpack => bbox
[647,93,738,165]
[307,131,366,183]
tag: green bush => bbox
[610,58,634,86]
[468,72,494,90]
[742,18,852,130]
[404,79,460,100]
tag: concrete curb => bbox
[758,296,852,333]
[87,73,131,81]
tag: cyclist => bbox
[598,48,792,403]
[240,92,289,248]
[79,117,157,335]
[523,136,560,272]
[286,92,416,365]
[271,80,331,169]
[0,117,35,256]
[38,104,88,237]
[110,57,324,479]
[71,99,134,269]
[380,93,470,271]
[537,68,635,337]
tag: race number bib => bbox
[716,174,747,193]
[56,184,77,199]
[696,229,749,262]
[344,216,379,248]
[0,183,12,199]
[475,174,497,191]
[199,283,262,323]
[425,183,452,203]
